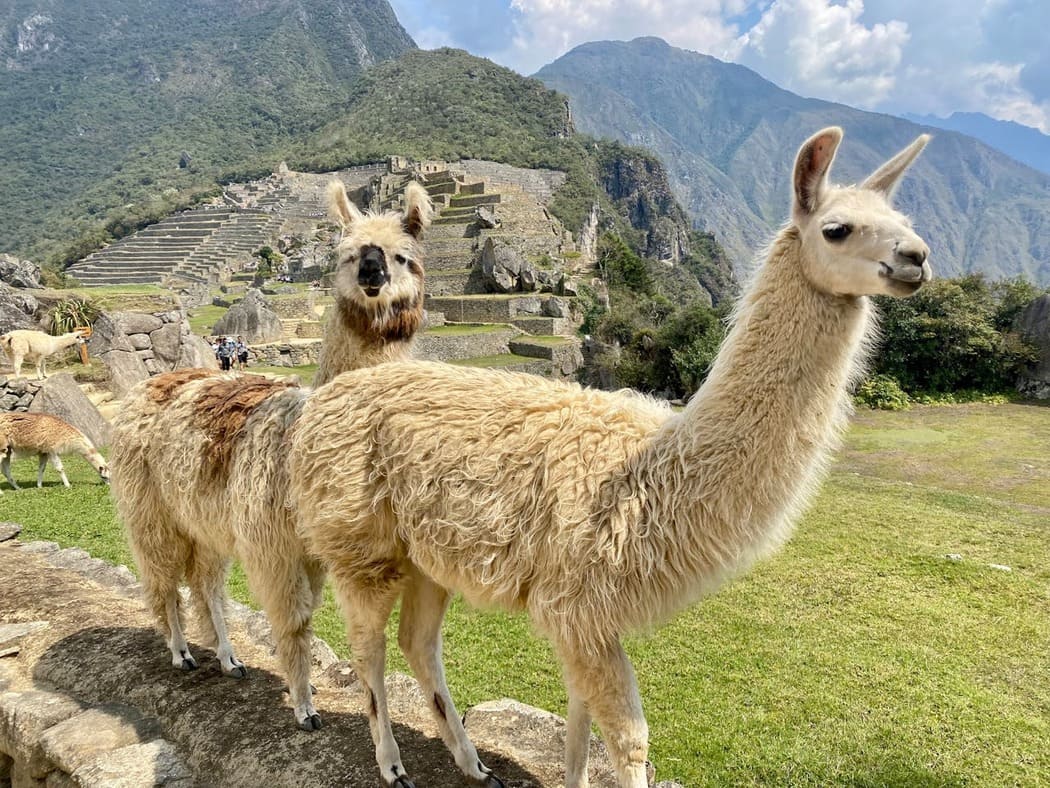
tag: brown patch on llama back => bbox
[146,368,219,405]
[335,291,424,346]
[0,412,77,449]
[190,375,299,481]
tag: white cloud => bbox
[396,0,1050,134]
[504,0,747,75]
[735,0,909,107]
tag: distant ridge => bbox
[903,112,1050,176]
[536,37,1050,284]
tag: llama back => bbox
[0,412,95,456]
[292,361,671,614]
[112,369,304,550]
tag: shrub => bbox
[49,298,100,335]
[855,374,910,410]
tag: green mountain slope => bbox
[536,37,1050,285]
[290,47,734,299]
[0,0,415,265]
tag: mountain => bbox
[0,0,415,266]
[902,112,1050,176]
[536,37,1050,285]
[289,48,735,300]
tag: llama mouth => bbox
[878,262,924,283]
[363,286,383,298]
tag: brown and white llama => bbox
[1,328,89,380]
[0,411,109,493]
[109,180,432,731]
[288,128,933,787]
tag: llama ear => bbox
[792,126,843,219]
[326,180,363,228]
[861,134,931,200]
[401,181,434,239]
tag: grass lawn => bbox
[2,402,1047,786]
[186,304,229,335]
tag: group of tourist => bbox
[206,335,250,371]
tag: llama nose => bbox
[358,250,388,288]
[896,246,927,267]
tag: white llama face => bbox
[332,216,425,309]
[792,128,932,298]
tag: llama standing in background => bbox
[0,412,109,493]
[1,328,89,380]
[289,128,933,787]
[109,181,432,731]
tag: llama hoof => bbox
[474,762,505,788]
[298,713,323,731]
[179,656,198,671]
[224,663,248,680]
[390,777,415,788]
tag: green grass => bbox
[424,323,507,336]
[3,402,1048,786]
[448,353,542,368]
[186,304,229,335]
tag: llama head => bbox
[326,180,432,311]
[791,127,932,298]
[89,450,110,483]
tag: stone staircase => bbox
[387,170,584,377]
[67,209,282,287]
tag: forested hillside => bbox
[0,0,415,266]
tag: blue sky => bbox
[387,0,1050,133]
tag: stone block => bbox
[0,523,21,542]
[39,707,160,776]
[0,691,84,777]
[126,334,151,351]
[10,760,47,788]
[44,771,76,787]
[113,313,163,335]
[70,740,190,788]
[27,375,111,449]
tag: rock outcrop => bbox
[88,311,217,397]
[0,285,38,334]
[1017,294,1050,399]
[212,289,283,344]
[0,532,641,787]
[0,255,42,290]
[26,373,111,447]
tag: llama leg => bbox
[36,454,47,487]
[186,546,246,679]
[12,354,23,378]
[123,500,197,670]
[244,550,323,730]
[565,693,593,788]
[333,576,408,786]
[557,638,649,788]
[49,453,70,487]
[2,450,20,490]
[398,570,503,787]
[37,358,45,380]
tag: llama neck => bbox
[639,228,873,589]
[313,295,420,387]
[57,334,81,350]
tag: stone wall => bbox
[451,161,567,205]
[88,311,217,398]
[250,341,321,368]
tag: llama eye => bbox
[394,254,408,265]
[822,223,852,241]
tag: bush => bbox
[49,298,100,335]
[855,374,910,410]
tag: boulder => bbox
[112,312,163,335]
[1016,294,1050,399]
[479,238,537,294]
[212,289,282,344]
[176,334,219,371]
[0,254,43,289]
[475,205,501,229]
[86,314,134,355]
[126,333,151,351]
[27,373,112,447]
[149,323,182,371]
[97,351,149,399]
[0,285,39,333]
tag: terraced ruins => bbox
[66,159,590,375]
